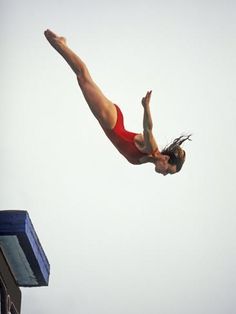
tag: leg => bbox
[44,29,117,129]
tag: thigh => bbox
[77,77,117,129]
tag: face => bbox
[155,163,177,176]
[166,164,177,175]
[154,155,177,176]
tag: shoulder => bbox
[134,134,159,156]
[134,133,144,144]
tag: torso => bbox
[101,105,152,165]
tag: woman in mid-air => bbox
[44,29,191,176]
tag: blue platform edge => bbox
[0,210,50,287]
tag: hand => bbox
[142,90,152,108]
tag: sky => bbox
[1,0,236,313]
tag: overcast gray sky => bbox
[1,0,236,313]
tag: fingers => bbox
[44,29,57,39]
[145,90,152,100]
[145,90,152,102]
[142,90,152,106]
[45,29,55,36]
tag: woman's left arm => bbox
[141,91,159,154]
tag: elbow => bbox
[144,128,153,135]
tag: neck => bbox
[139,155,156,164]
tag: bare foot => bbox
[44,29,67,51]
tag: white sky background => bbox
[1,0,236,313]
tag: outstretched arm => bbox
[141,91,159,154]
[141,91,170,174]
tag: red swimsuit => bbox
[101,105,148,165]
